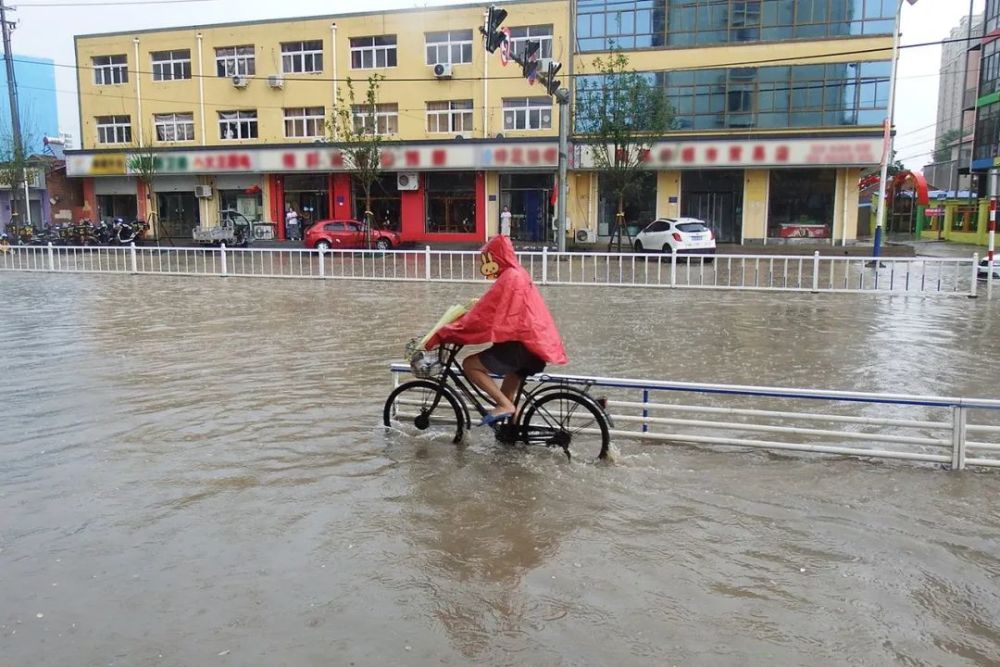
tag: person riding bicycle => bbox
[423,234,567,425]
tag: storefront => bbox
[681,170,743,243]
[215,174,264,221]
[767,169,837,240]
[596,171,656,237]
[353,173,400,230]
[94,176,138,223]
[498,172,553,243]
[283,174,329,234]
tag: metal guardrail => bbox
[0,243,990,297]
[389,364,1000,470]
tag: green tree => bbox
[932,128,962,163]
[574,46,674,251]
[327,74,389,249]
[0,111,42,228]
[126,132,159,238]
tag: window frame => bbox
[425,100,474,134]
[351,103,399,135]
[284,106,327,138]
[281,40,324,74]
[150,50,192,81]
[153,112,195,142]
[349,35,398,69]
[507,25,554,60]
[93,55,128,86]
[424,29,474,66]
[95,115,132,144]
[502,97,553,130]
[215,45,256,77]
[217,109,259,140]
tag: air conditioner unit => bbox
[266,74,284,89]
[231,75,249,88]
[432,63,453,79]
[194,185,213,198]
[397,172,418,191]
[575,228,597,244]
[538,57,552,73]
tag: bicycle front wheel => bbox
[383,379,466,444]
[521,391,610,460]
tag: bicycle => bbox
[383,343,612,461]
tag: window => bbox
[425,172,476,234]
[95,115,132,144]
[576,0,665,51]
[215,45,255,77]
[151,50,191,81]
[350,35,397,69]
[426,100,474,133]
[352,103,398,135]
[93,55,128,85]
[425,30,473,65]
[218,110,258,140]
[282,40,323,73]
[768,168,836,239]
[665,0,896,48]
[154,112,195,142]
[284,106,326,138]
[503,97,553,130]
[507,25,554,59]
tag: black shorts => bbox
[479,342,546,377]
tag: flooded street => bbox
[2,273,999,666]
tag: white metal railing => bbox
[388,364,1000,470]
[0,243,990,297]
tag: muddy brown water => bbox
[1,273,999,666]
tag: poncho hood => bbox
[425,235,568,366]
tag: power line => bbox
[14,0,217,6]
[9,33,981,86]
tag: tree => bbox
[327,74,389,249]
[0,109,42,229]
[126,132,159,239]
[932,128,962,163]
[574,46,674,251]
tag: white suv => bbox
[633,217,716,256]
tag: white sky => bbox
[4,0,983,170]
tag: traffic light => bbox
[481,6,508,53]
[544,60,562,96]
[520,40,540,80]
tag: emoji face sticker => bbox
[479,251,500,279]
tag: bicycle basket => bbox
[409,349,444,379]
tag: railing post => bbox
[220,242,228,277]
[424,245,431,281]
[670,251,677,287]
[970,252,978,299]
[318,247,325,278]
[542,246,549,285]
[642,389,649,433]
[950,405,968,471]
[129,241,138,274]
[47,242,55,272]
[812,251,820,292]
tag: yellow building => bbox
[69,0,894,246]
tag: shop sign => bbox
[924,207,945,216]
[68,142,560,177]
[576,138,882,169]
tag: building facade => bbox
[69,0,895,246]
[923,11,981,192]
[974,0,1000,192]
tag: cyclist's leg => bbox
[462,353,516,416]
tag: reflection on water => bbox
[1,273,999,666]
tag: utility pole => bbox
[0,0,26,225]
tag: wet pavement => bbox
[1,273,999,666]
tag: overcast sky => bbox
[5,0,983,169]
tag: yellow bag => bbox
[418,299,477,350]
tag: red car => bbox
[303,219,401,250]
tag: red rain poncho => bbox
[425,235,568,365]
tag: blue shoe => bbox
[477,411,513,427]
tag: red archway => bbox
[887,170,929,235]
[889,170,930,206]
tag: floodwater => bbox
[2,273,999,666]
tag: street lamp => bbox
[873,0,919,259]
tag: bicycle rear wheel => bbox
[521,391,610,460]
[383,379,466,444]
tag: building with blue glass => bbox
[1,54,60,226]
